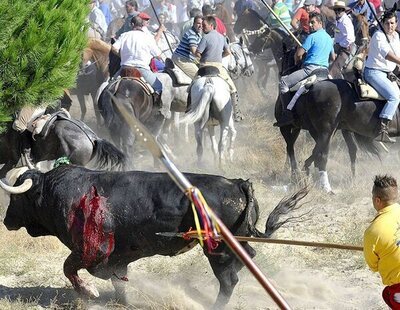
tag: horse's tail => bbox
[180,79,214,128]
[98,88,115,127]
[92,139,126,170]
[247,186,309,238]
[352,132,381,160]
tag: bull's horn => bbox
[0,178,33,194]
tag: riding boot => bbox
[231,92,243,122]
[153,92,162,109]
[273,92,294,127]
[375,118,396,143]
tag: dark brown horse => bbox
[98,76,164,167]
[252,24,384,192]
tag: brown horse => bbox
[70,39,111,124]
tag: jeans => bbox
[280,64,323,93]
[364,67,400,120]
[135,66,163,94]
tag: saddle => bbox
[109,75,153,97]
[197,66,220,77]
[289,68,329,92]
[30,109,71,140]
[163,58,192,87]
[120,67,142,79]
[351,53,385,101]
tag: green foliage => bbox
[0,0,89,125]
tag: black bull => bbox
[3,165,308,307]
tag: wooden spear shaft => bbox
[258,0,302,47]
[113,100,292,310]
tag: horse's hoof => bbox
[328,191,335,196]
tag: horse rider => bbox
[233,0,256,18]
[89,0,108,39]
[195,15,243,122]
[202,4,227,37]
[270,0,292,30]
[115,0,140,39]
[172,15,203,79]
[364,10,400,143]
[364,175,400,309]
[349,0,378,33]
[291,0,320,42]
[329,1,355,79]
[112,15,164,107]
[274,12,334,127]
[181,7,202,38]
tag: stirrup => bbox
[374,132,396,143]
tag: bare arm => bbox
[154,24,166,43]
[291,17,299,31]
[190,45,197,55]
[294,46,306,65]
[386,51,400,66]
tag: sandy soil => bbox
[0,74,393,309]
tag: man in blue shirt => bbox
[275,12,334,127]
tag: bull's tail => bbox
[92,139,126,170]
[180,79,214,128]
[245,185,309,238]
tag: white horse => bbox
[163,38,254,143]
[180,76,236,166]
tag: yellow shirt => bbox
[364,203,400,285]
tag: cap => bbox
[138,12,151,20]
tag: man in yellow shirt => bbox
[364,175,400,309]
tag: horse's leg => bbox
[208,125,218,163]
[280,126,301,179]
[77,93,87,122]
[90,92,103,128]
[228,120,237,162]
[194,122,204,165]
[341,129,357,178]
[313,130,336,193]
[219,124,230,167]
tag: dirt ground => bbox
[0,74,394,309]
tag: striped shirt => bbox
[173,27,202,61]
[270,1,292,29]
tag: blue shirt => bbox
[99,3,112,26]
[349,1,376,25]
[302,29,333,68]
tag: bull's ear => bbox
[239,36,244,45]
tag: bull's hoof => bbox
[79,282,99,298]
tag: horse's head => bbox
[227,38,255,78]
[352,11,370,48]
[80,39,111,76]
[234,8,265,35]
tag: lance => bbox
[156,231,364,251]
[148,0,174,54]
[258,0,302,47]
[112,96,292,310]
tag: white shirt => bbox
[113,29,162,68]
[89,6,108,34]
[365,30,400,72]
[334,13,355,49]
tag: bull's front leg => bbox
[111,265,129,304]
[64,252,99,298]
